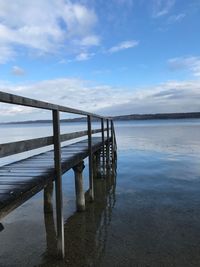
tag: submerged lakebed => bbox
[1,119,200,266]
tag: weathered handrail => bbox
[0,129,105,158]
[0,91,104,118]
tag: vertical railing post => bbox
[87,115,94,201]
[113,120,117,152]
[52,110,65,259]
[101,118,105,171]
[106,119,110,168]
[111,120,114,163]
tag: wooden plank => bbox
[0,129,103,158]
[0,167,54,171]
[0,176,34,179]
[0,180,36,184]
[0,136,52,158]
[0,169,51,174]
[0,193,16,205]
[0,178,51,186]
[0,138,108,175]
[0,169,49,175]
[5,163,53,167]
[0,177,48,184]
[0,176,52,219]
[0,137,110,221]
[1,185,34,192]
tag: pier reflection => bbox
[39,162,117,267]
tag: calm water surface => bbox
[1,119,200,266]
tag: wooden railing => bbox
[0,92,116,153]
[0,91,117,190]
[0,91,117,258]
[0,129,102,158]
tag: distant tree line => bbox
[111,112,200,121]
[2,112,200,124]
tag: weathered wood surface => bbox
[0,91,103,118]
[0,137,110,219]
[0,129,104,158]
[87,115,94,200]
[53,109,65,258]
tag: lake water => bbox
[1,119,200,266]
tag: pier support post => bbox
[44,181,54,213]
[106,119,110,169]
[95,151,101,178]
[111,120,115,166]
[101,118,105,172]
[87,115,94,201]
[73,161,86,212]
[43,185,57,257]
[92,153,97,179]
[53,110,65,259]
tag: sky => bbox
[0,0,200,122]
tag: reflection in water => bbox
[115,121,200,157]
[39,163,117,267]
[0,223,4,232]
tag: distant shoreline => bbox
[1,112,200,125]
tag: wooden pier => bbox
[0,92,117,258]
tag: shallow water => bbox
[1,119,200,266]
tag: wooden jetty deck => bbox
[0,137,111,218]
[0,91,117,258]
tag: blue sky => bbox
[0,0,200,121]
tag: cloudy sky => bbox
[0,0,200,121]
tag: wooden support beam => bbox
[44,181,54,213]
[94,151,101,178]
[112,120,117,160]
[43,199,57,257]
[111,120,114,164]
[92,153,97,179]
[73,161,85,211]
[87,115,94,201]
[52,110,65,259]
[106,119,110,168]
[101,118,105,171]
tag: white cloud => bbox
[108,40,139,53]
[75,52,93,61]
[100,80,200,115]
[168,56,200,77]
[153,0,175,17]
[0,45,14,64]
[79,35,100,46]
[0,78,130,121]
[0,0,99,63]
[0,78,200,122]
[11,66,25,76]
[167,13,185,23]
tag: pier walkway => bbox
[0,92,117,258]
